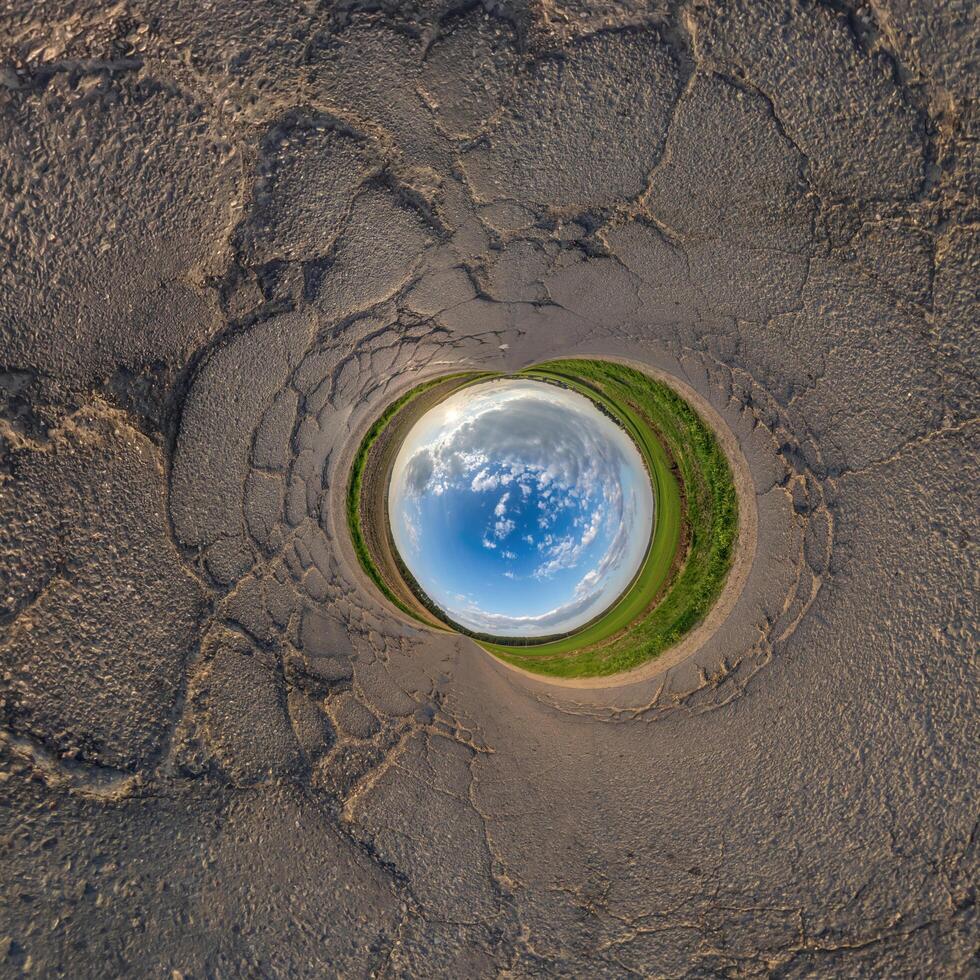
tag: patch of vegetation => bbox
[348,359,739,680]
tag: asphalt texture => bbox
[0,1,977,976]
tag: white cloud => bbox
[395,387,622,506]
[470,469,500,492]
[450,589,601,635]
[494,517,515,539]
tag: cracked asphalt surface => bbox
[0,1,977,975]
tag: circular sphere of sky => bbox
[388,379,654,637]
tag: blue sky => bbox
[388,379,653,637]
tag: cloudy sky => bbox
[388,379,654,638]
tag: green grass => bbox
[347,359,739,680]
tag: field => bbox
[348,359,739,679]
